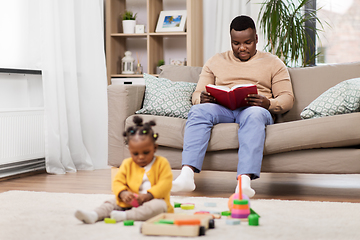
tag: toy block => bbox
[124,220,134,226]
[174,202,181,208]
[174,219,201,226]
[226,219,241,225]
[156,219,174,224]
[104,218,116,224]
[248,214,259,226]
[250,208,260,217]
[180,203,195,210]
[204,202,217,207]
[141,213,214,237]
[221,211,232,216]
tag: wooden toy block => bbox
[204,202,217,207]
[141,213,214,237]
[226,219,241,225]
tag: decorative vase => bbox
[122,20,136,34]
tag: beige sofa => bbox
[108,62,360,174]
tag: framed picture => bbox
[169,58,186,66]
[155,10,187,33]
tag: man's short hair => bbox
[230,15,256,33]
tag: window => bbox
[316,0,360,64]
[0,1,30,69]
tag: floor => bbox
[1,169,360,203]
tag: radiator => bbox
[0,108,45,178]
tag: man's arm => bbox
[267,60,294,114]
[192,64,215,105]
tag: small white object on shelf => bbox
[135,25,145,33]
[122,51,135,74]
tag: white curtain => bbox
[203,0,264,62]
[28,0,108,174]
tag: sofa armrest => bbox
[108,84,145,167]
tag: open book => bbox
[205,84,258,110]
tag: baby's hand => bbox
[136,193,154,205]
[119,191,136,205]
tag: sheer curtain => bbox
[28,0,108,174]
[203,0,264,62]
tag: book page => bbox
[230,84,256,90]
[206,84,231,92]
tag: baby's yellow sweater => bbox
[112,156,174,213]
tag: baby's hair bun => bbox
[133,116,143,126]
[123,116,158,144]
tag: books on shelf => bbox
[205,84,258,110]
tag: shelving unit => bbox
[105,0,203,85]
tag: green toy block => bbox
[124,220,134,226]
[250,208,260,217]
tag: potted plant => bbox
[122,10,137,34]
[156,59,165,74]
[251,0,326,67]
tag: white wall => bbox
[0,73,43,109]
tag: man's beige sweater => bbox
[193,50,294,114]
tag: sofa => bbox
[108,62,360,175]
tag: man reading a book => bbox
[171,15,294,197]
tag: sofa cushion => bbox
[128,112,360,155]
[159,65,202,83]
[135,73,197,119]
[264,112,360,155]
[300,78,360,119]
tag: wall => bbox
[0,72,43,109]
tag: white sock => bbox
[75,210,98,224]
[171,166,196,192]
[235,175,255,198]
[110,211,127,222]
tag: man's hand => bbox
[200,91,217,104]
[246,94,270,109]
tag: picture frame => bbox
[155,10,187,33]
[169,58,186,66]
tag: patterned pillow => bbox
[135,73,197,119]
[300,78,360,119]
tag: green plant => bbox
[122,10,137,20]
[251,0,326,67]
[157,59,165,67]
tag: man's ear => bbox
[256,34,258,44]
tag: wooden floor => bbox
[1,169,360,203]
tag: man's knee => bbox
[188,103,217,120]
[241,107,272,124]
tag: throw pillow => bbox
[300,78,360,119]
[135,73,197,119]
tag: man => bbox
[171,15,294,197]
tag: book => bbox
[205,84,258,110]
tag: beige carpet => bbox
[0,191,359,240]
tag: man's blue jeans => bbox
[182,103,274,179]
